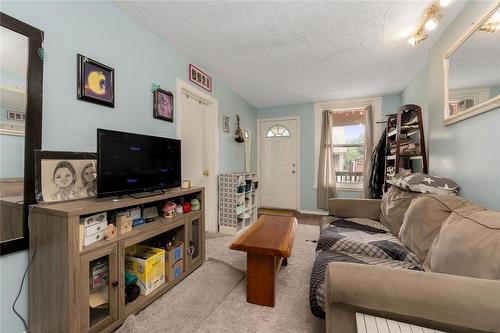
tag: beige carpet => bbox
[116,224,324,333]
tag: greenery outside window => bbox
[331,108,365,189]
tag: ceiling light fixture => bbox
[480,22,498,33]
[439,0,453,8]
[424,16,439,31]
[407,1,446,46]
[480,9,500,33]
[408,31,428,46]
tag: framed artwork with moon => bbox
[77,54,115,107]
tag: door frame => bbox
[257,116,300,211]
[176,78,219,232]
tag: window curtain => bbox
[362,105,373,198]
[317,110,336,209]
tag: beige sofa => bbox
[324,197,500,333]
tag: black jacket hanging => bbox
[368,131,386,199]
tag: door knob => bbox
[291,170,296,174]
[203,170,209,176]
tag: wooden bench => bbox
[229,215,297,307]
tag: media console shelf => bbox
[29,187,205,333]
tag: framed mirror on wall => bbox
[443,4,500,126]
[0,12,43,255]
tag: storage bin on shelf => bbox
[236,203,245,215]
[164,241,184,282]
[150,233,184,283]
[125,245,165,296]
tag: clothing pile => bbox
[389,138,420,155]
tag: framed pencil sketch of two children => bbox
[35,150,97,203]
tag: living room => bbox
[0,1,499,333]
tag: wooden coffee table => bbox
[229,215,298,307]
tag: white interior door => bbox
[177,79,218,233]
[181,94,207,188]
[260,119,298,210]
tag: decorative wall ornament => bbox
[77,54,114,107]
[189,64,212,92]
[153,88,174,122]
[151,82,160,93]
[234,115,245,143]
[223,115,230,132]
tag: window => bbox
[331,109,365,187]
[266,125,290,138]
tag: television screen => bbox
[97,129,181,197]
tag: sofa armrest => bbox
[328,199,381,220]
[325,262,500,333]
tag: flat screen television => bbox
[97,129,181,197]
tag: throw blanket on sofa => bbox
[309,216,423,318]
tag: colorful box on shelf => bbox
[165,241,184,267]
[116,214,133,234]
[166,259,183,282]
[89,259,109,290]
[125,245,165,296]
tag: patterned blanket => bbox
[309,216,423,318]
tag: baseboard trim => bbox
[299,210,328,216]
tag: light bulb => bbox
[491,10,500,23]
[424,17,438,31]
[408,36,417,46]
[439,0,452,7]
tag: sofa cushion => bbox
[317,217,418,264]
[399,195,471,263]
[388,173,459,195]
[424,205,500,279]
[309,248,423,318]
[380,185,425,236]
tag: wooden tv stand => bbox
[29,187,205,333]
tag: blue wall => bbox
[401,1,500,210]
[0,135,24,178]
[1,70,26,178]
[257,94,401,212]
[382,94,402,117]
[401,65,430,148]
[0,2,256,332]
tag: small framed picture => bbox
[77,54,114,107]
[153,88,174,122]
[189,64,212,92]
[35,150,97,203]
[223,115,230,132]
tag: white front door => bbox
[260,119,298,210]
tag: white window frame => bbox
[265,124,291,138]
[313,97,382,191]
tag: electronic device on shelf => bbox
[97,129,181,198]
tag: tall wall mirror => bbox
[444,4,500,126]
[0,12,43,255]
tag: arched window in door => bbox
[266,125,290,138]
